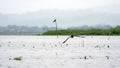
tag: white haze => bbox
[0,0,120,27]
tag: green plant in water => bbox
[14,57,22,61]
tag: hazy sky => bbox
[0,0,120,27]
[0,0,120,14]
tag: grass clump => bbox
[14,57,22,61]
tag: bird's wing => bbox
[74,35,85,38]
[62,36,71,44]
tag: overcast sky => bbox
[0,0,120,14]
[0,0,120,27]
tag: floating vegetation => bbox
[14,57,22,61]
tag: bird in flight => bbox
[62,35,85,44]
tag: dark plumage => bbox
[62,35,85,43]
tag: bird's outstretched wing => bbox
[74,35,85,38]
[62,36,71,44]
[62,35,74,44]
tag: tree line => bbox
[42,26,120,35]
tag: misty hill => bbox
[0,25,113,35]
[0,25,48,35]
[68,25,112,30]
